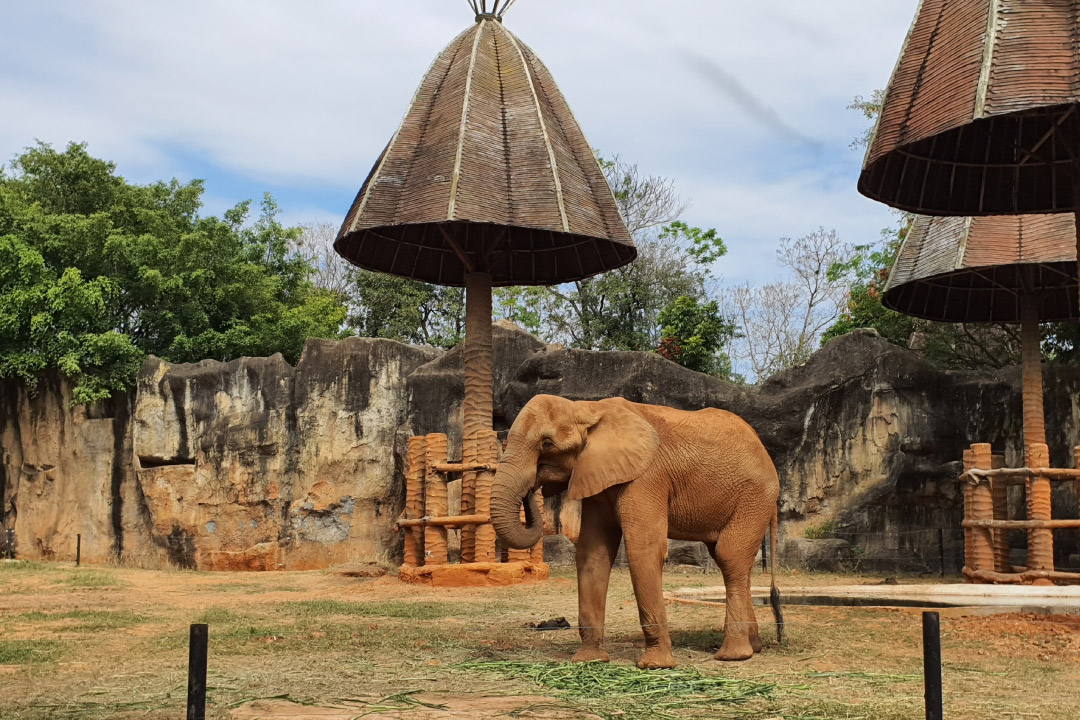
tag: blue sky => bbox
[1,0,917,287]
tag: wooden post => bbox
[922,612,943,720]
[473,431,498,563]
[1025,442,1054,583]
[970,444,995,578]
[424,434,449,565]
[403,436,427,568]
[186,624,208,720]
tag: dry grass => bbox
[0,563,1076,719]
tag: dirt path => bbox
[1,562,1077,719]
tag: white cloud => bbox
[1,0,919,285]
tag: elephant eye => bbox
[541,438,555,452]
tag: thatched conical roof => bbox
[883,214,1078,323]
[335,10,635,287]
[859,0,1080,216]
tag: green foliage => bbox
[348,270,464,349]
[822,217,915,348]
[0,142,348,402]
[656,295,736,376]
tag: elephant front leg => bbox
[572,519,622,663]
[623,521,675,669]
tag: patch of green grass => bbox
[0,559,56,573]
[202,582,304,594]
[803,520,837,540]
[283,599,492,620]
[17,609,146,631]
[59,570,120,589]
[458,661,777,720]
[0,639,64,664]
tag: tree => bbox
[532,158,730,360]
[656,295,736,376]
[726,229,850,380]
[0,142,348,402]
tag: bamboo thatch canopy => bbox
[335,7,634,287]
[883,215,1078,323]
[859,0,1080,216]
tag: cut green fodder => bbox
[458,661,777,720]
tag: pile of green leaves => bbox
[458,661,776,719]
[0,142,347,403]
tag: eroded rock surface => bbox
[2,325,1078,571]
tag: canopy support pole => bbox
[462,273,495,562]
[1020,294,1054,583]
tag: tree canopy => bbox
[0,142,347,403]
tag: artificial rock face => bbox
[1,327,1078,571]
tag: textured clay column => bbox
[990,452,1011,573]
[990,476,1011,573]
[530,494,546,564]
[962,448,975,579]
[424,434,449,565]
[969,444,995,580]
[462,273,493,563]
[473,431,498,563]
[403,436,427,568]
[460,432,478,563]
[1020,299,1047,449]
[1025,442,1054,583]
[1075,446,1080,524]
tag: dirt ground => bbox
[1,561,1078,719]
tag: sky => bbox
[0,0,917,287]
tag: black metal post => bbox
[76,534,81,567]
[187,623,208,720]
[761,536,767,573]
[938,528,945,578]
[5,528,13,559]
[923,611,943,720]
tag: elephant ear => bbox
[568,400,660,501]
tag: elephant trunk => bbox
[490,456,543,550]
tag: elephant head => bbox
[491,395,661,550]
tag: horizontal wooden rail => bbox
[960,467,1080,484]
[964,567,1080,584]
[430,462,498,474]
[397,514,490,528]
[964,519,1080,530]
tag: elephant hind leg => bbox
[710,525,763,662]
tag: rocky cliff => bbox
[2,326,1077,571]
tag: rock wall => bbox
[1,326,1077,571]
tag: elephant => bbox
[491,394,783,669]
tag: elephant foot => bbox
[572,647,610,663]
[636,647,676,670]
[715,639,754,662]
[750,634,763,654]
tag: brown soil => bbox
[0,563,1077,720]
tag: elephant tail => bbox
[769,508,784,644]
